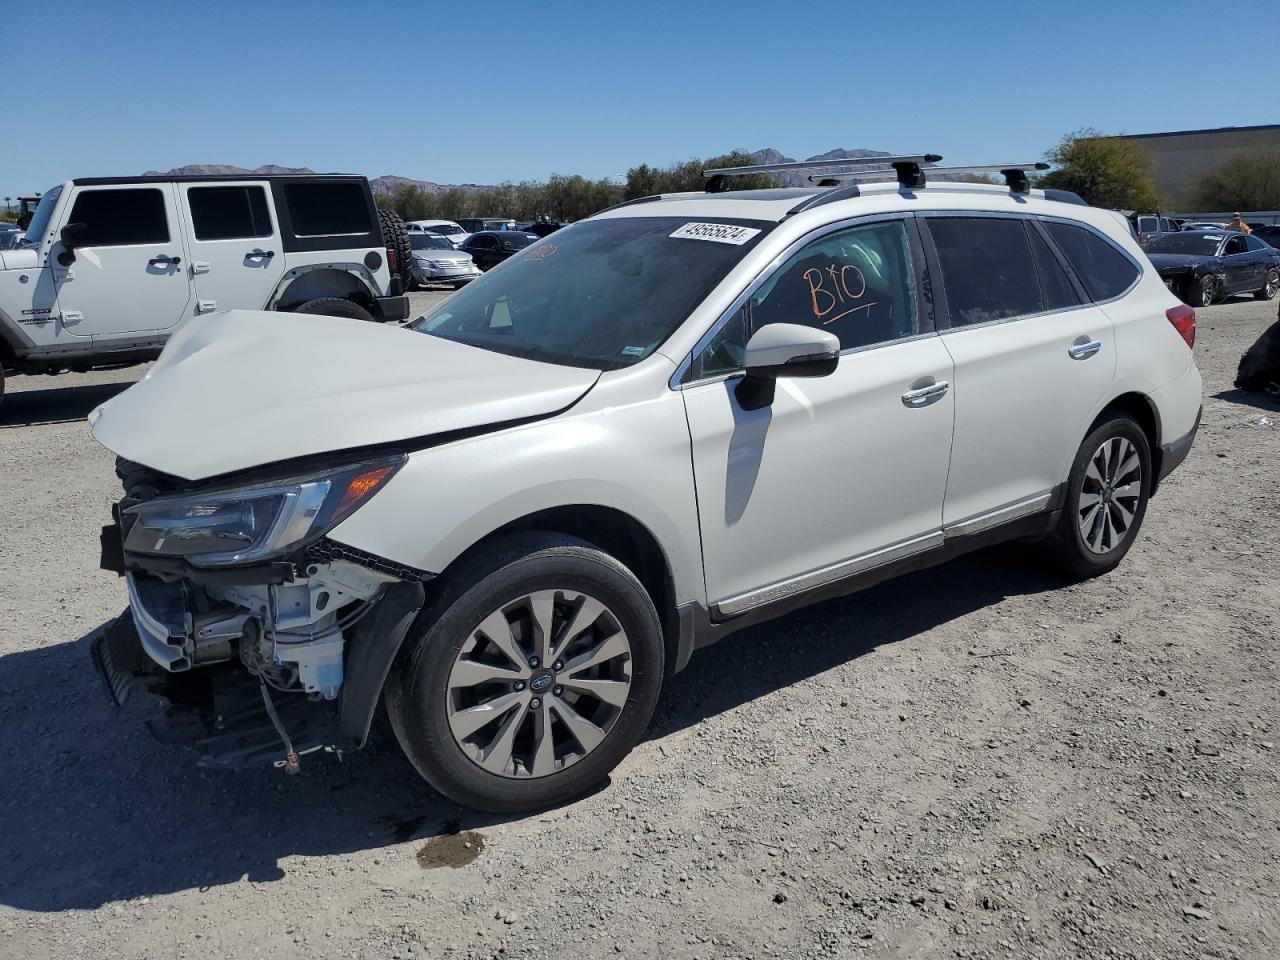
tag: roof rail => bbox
[811,162,1051,194]
[704,153,942,192]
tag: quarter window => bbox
[282,182,372,237]
[67,188,169,246]
[928,217,1042,326]
[188,186,273,240]
[1043,222,1139,302]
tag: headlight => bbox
[122,456,405,567]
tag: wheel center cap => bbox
[529,670,555,693]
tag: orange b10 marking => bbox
[803,263,876,325]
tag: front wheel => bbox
[1255,268,1278,301]
[1045,414,1151,579]
[385,533,665,812]
[1191,275,1219,308]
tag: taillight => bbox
[1166,304,1195,349]
[387,249,399,273]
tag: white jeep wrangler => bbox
[0,174,411,400]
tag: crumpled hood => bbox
[90,309,599,480]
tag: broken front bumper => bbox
[90,578,426,769]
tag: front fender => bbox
[326,389,704,607]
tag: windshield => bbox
[410,216,770,370]
[1145,233,1222,256]
[484,220,516,230]
[429,224,463,236]
[411,233,456,250]
[19,186,62,246]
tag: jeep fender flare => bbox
[265,263,383,312]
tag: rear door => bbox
[52,184,192,342]
[178,181,285,316]
[922,214,1118,530]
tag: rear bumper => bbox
[1157,405,1200,484]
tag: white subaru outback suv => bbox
[89,157,1202,812]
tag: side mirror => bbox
[57,222,87,266]
[735,323,840,411]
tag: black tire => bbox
[293,297,375,322]
[377,207,414,296]
[1255,268,1278,301]
[1191,274,1218,308]
[1045,413,1152,580]
[385,532,665,813]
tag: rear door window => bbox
[282,182,371,237]
[927,217,1042,326]
[188,186,273,240]
[68,188,170,246]
[1042,222,1139,302]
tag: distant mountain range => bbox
[144,148,926,194]
[142,164,496,196]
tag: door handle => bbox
[148,255,181,266]
[901,380,950,406]
[245,250,275,259]
[1068,340,1102,361]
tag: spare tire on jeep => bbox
[378,207,414,295]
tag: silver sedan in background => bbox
[408,233,482,289]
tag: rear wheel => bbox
[1255,268,1278,301]
[385,533,664,813]
[293,297,375,322]
[1045,414,1151,579]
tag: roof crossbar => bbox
[704,153,942,192]
[810,162,1050,194]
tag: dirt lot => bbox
[1,293,1277,960]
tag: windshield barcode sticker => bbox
[670,222,761,245]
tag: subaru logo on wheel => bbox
[530,672,553,693]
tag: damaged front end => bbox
[93,455,427,772]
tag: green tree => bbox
[1191,151,1280,211]
[1038,129,1163,211]
[623,150,775,198]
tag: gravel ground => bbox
[1,293,1277,960]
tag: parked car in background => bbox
[0,174,410,400]
[0,222,21,248]
[1143,230,1280,306]
[521,220,565,238]
[457,217,517,235]
[406,219,469,246]
[459,230,538,270]
[409,232,481,288]
[1180,221,1227,232]
[1252,224,1280,249]
[1132,214,1180,245]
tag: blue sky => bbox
[4,0,1274,196]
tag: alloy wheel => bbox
[1078,436,1143,555]
[445,590,633,778]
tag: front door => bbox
[682,216,955,617]
[53,184,191,344]
[177,181,285,316]
[923,215,1119,528]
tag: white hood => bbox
[90,309,599,480]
